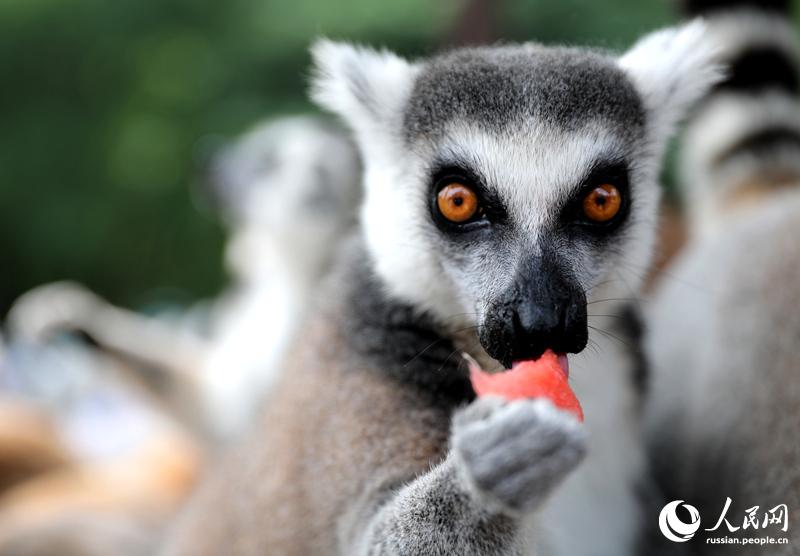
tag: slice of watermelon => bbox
[469,349,584,422]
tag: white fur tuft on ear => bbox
[310,39,418,139]
[618,19,725,149]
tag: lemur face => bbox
[312,22,722,367]
[401,48,647,365]
[209,116,361,281]
[211,117,360,234]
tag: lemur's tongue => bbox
[469,349,584,422]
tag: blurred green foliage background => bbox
[0,0,714,315]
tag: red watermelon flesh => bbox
[469,349,584,422]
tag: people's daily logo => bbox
[659,500,701,542]
[659,498,790,547]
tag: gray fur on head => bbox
[403,46,644,144]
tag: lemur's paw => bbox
[451,396,587,515]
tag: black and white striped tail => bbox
[677,0,800,233]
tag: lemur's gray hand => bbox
[452,396,587,515]
[347,397,586,555]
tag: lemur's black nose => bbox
[479,254,588,367]
[509,294,587,362]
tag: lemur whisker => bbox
[613,270,644,314]
[438,312,479,322]
[586,297,638,305]
[435,348,463,374]
[619,260,713,295]
[587,314,627,320]
[587,325,633,349]
[403,324,478,368]
[584,338,604,358]
[584,279,615,294]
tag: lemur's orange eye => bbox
[582,184,622,223]
[437,183,479,223]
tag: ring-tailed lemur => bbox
[644,5,800,553]
[163,22,722,556]
[5,116,361,439]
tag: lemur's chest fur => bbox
[165,237,647,556]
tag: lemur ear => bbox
[618,20,725,147]
[310,40,418,141]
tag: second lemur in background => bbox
[645,0,800,552]
[6,116,362,439]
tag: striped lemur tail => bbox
[678,0,800,236]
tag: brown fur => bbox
[0,401,72,494]
[164,312,456,555]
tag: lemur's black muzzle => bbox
[479,255,588,368]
